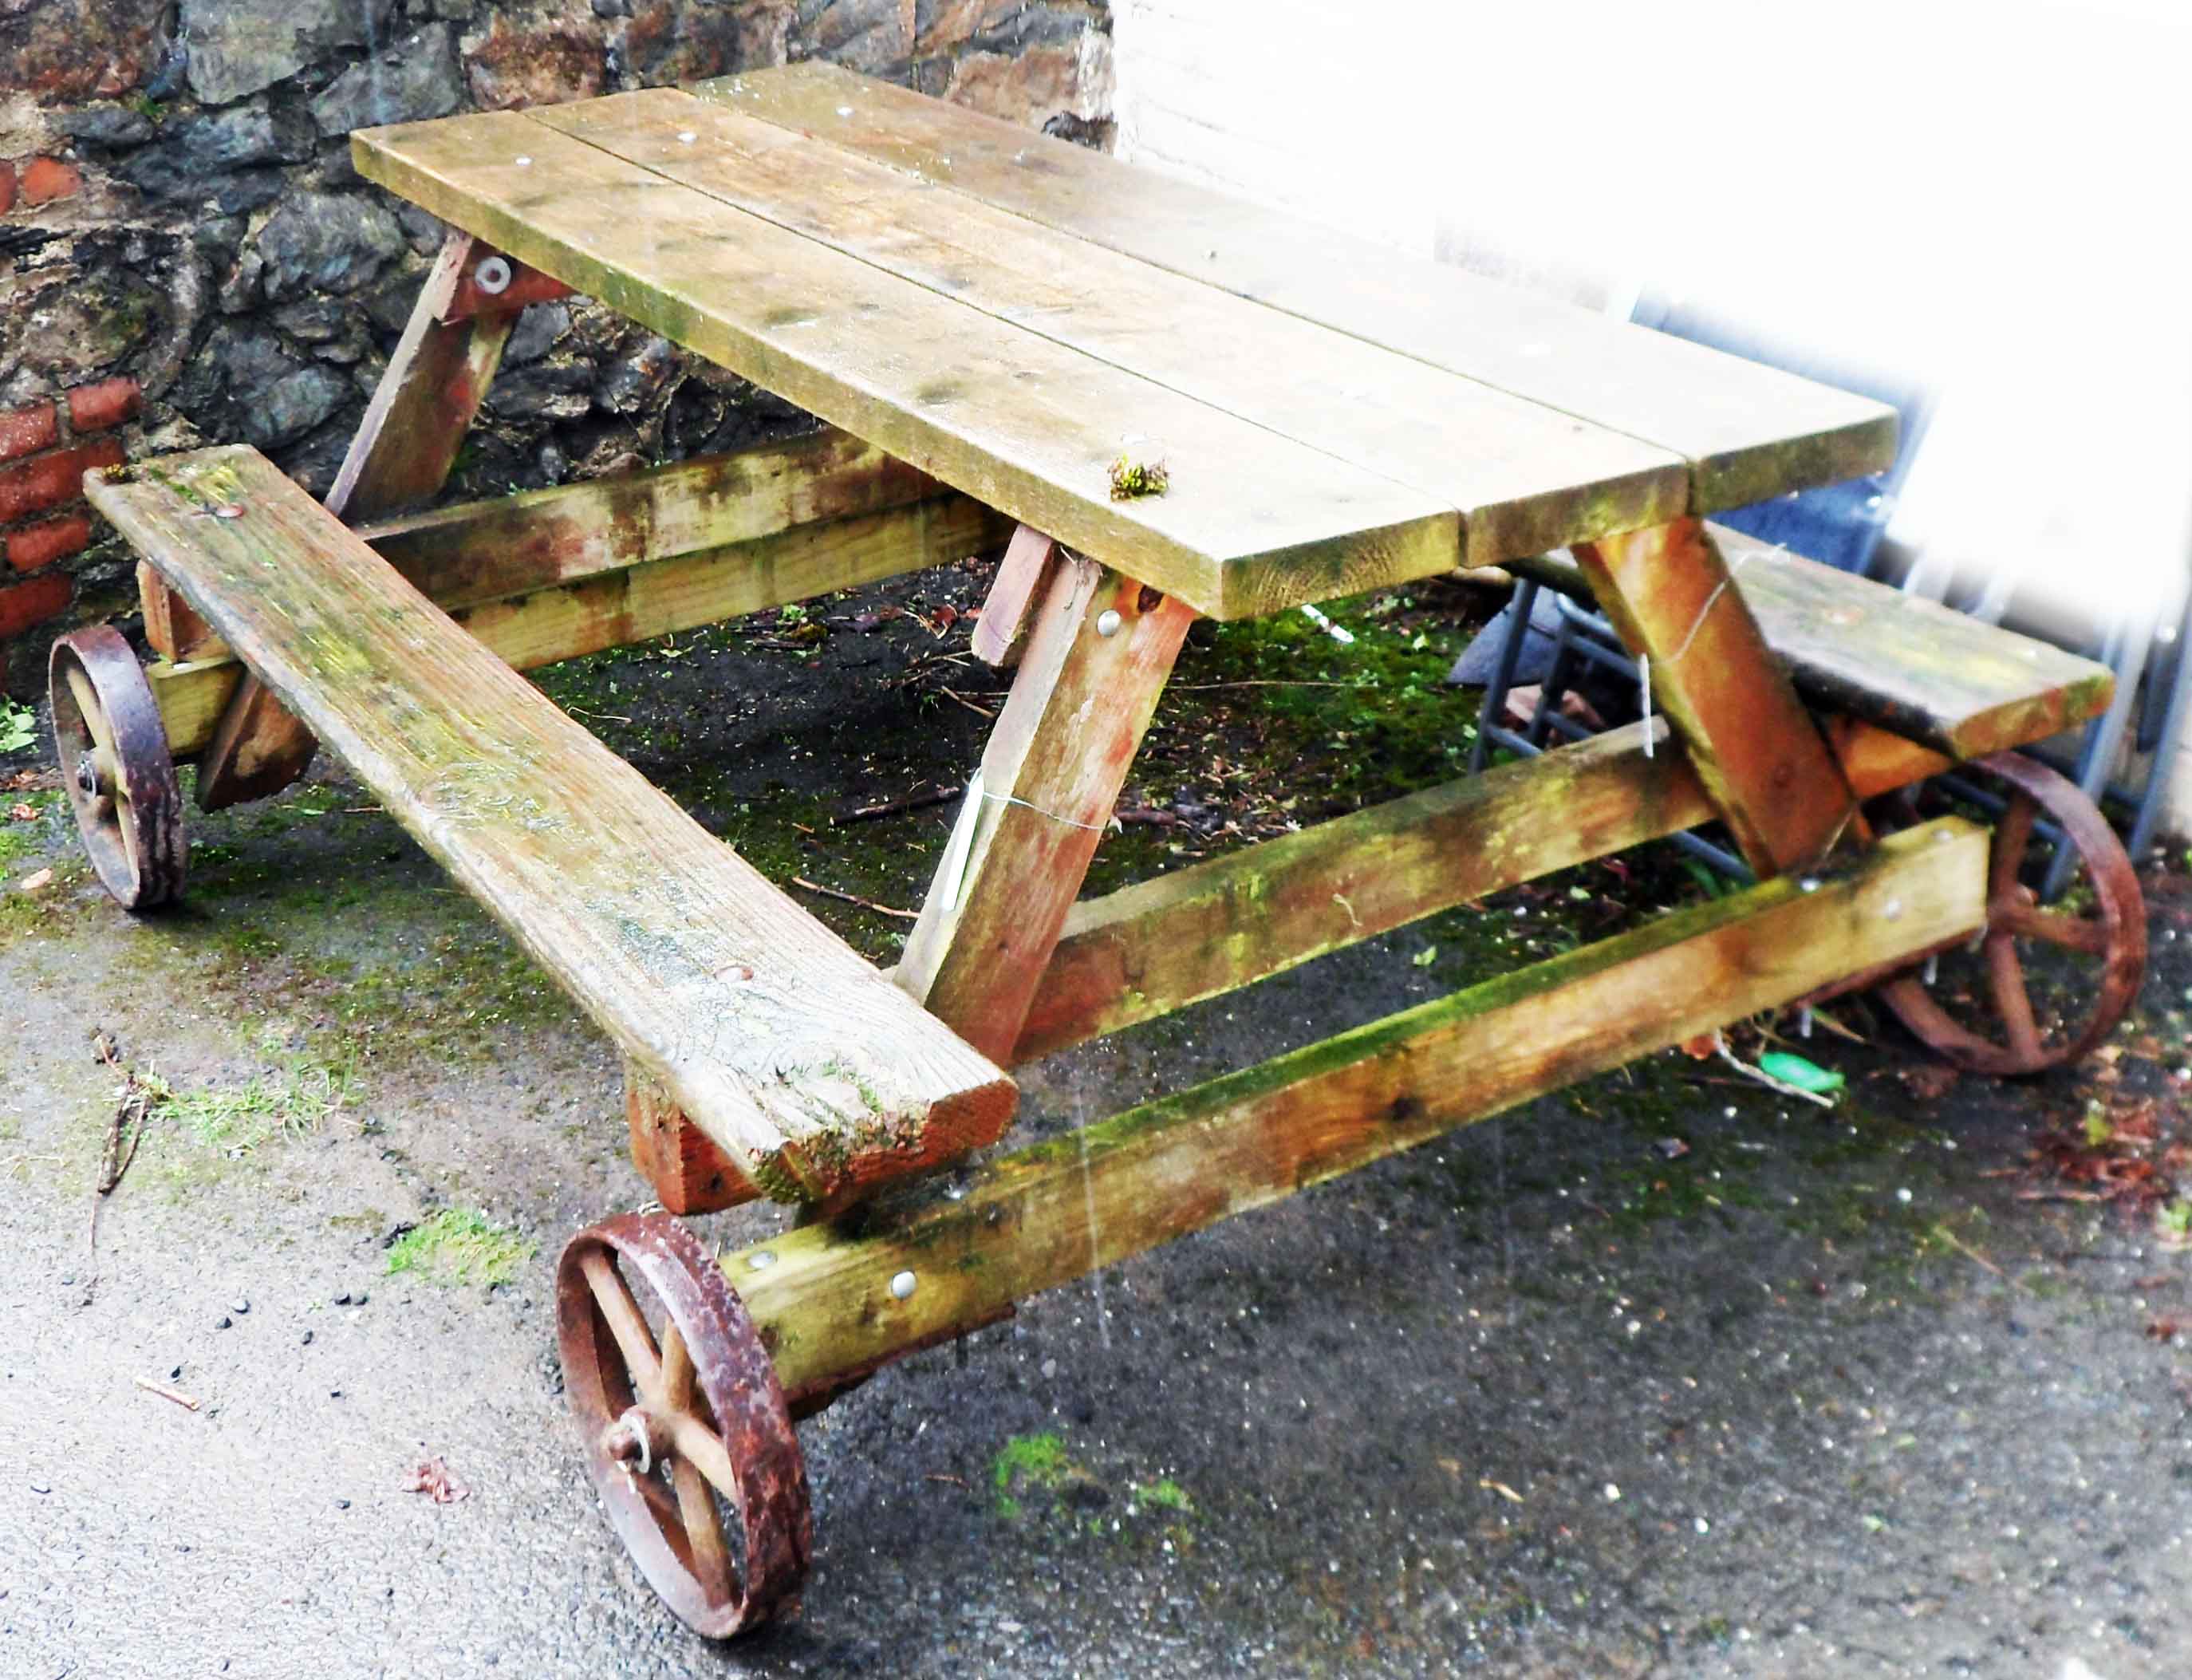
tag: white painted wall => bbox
[1112,0,2192,835]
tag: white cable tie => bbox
[1639,654,1653,758]
[978,787,1109,832]
[1662,550,1755,668]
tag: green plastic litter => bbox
[1757,1051,1846,1095]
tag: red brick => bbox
[18,156,82,206]
[6,512,92,574]
[0,400,57,463]
[66,377,140,435]
[0,569,70,638]
[0,437,123,523]
[0,160,15,216]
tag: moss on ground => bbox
[384,1206,535,1287]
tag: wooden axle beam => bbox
[728,818,1987,1398]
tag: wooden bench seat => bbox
[87,446,1015,1205]
[1508,524,2115,761]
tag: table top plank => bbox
[699,62,1897,512]
[352,110,1457,619]
[531,90,1691,570]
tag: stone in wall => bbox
[180,0,402,106]
[309,24,467,132]
[1,0,167,102]
[791,0,914,77]
[465,13,607,109]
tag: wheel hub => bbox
[601,1406,668,1473]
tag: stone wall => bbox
[0,0,1113,694]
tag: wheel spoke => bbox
[1996,898,2111,953]
[1985,933,2043,1062]
[580,1250,661,1394]
[65,667,118,767]
[660,1323,696,1410]
[1989,791,2037,903]
[667,1411,744,1512]
[671,1457,735,1603]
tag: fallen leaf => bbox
[1899,1062,1960,1101]
[20,869,53,892]
[402,1456,470,1504]
[8,803,34,822]
[2148,1319,2181,1343]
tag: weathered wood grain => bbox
[148,491,1005,759]
[897,556,1195,1062]
[361,428,952,610]
[439,245,572,321]
[350,110,1457,620]
[1505,526,2115,763]
[1576,519,1859,874]
[1718,530,2116,761]
[195,233,515,812]
[137,562,222,662]
[329,231,518,521]
[626,1060,755,1213]
[969,524,1058,666]
[699,61,1897,514]
[735,818,1988,1395]
[533,91,1689,570]
[1015,720,1713,1062]
[91,446,1015,1205]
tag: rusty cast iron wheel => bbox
[556,1213,810,1638]
[49,626,186,911]
[1875,753,2145,1075]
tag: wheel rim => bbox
[48,626,186,910]
[555,1213,810,1638]
[1875,753,2146,1075]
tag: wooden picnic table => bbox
[58,63,2141,1639]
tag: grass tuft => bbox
[385,1207,536,1286]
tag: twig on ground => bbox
[133,1374,201,1412]
[938,687,997,720]
[834,784,964,826]
[88,1038,160,1285]
[790,877,920,921]
[1932,1221,2027,1290]
[1168,679,1365,692]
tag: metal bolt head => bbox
[1095,609,1123,638]
[1882,898,1903,921]
[889,1270,917,1300]
[474,255,513,294]
[1798,877,1821,893]
[746,1249,776,1271]
[74,755,101,797]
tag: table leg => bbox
[897,554,1196,1063]
[1575,517,1859,875]
[193,232,529,810]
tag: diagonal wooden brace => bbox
[193,232,530,810]
[1574,516,1860,876]
[970,524,1060,666]
[897,554,1196,1063]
